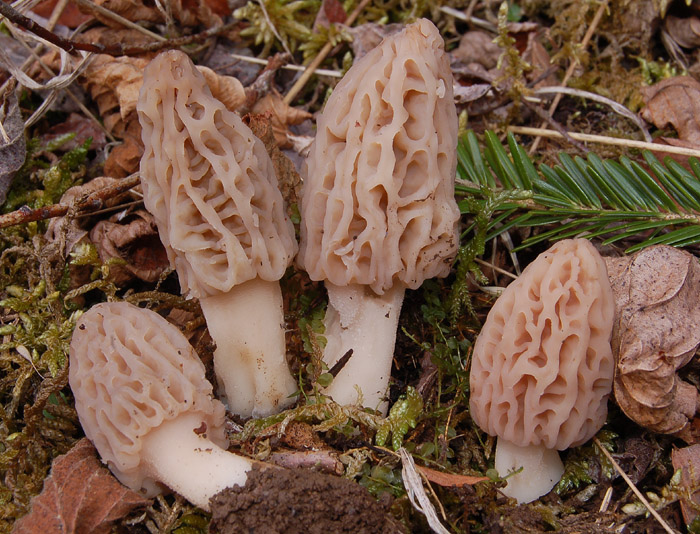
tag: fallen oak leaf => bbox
[415,465,489,487]
[12,439,150,534]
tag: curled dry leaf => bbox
[82,55,246,138]
[251,92,312,149]
[89,209,169,286]
[0,88,26,205]
[12,439,150,534]
[605,245,700,438]
[665,15,700,49]
[46,177,127,256]
[640,76,700,148]
[672,444,700,526]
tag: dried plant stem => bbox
[0,174,140,229]
[529,0,610,154]
[438,6,497,32]
[283,0,372,105]
[509,126,700,157]
[593,438,678,534]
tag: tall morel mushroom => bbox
[298,19,460,414]
[69,302,257,511]
[469,239,616,503]
[138,50,298,417]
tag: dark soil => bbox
[208,466,405,534]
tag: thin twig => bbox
[227,53,341,77]
[283,0,371,105]
[0,174,140,228]
[522,99,590,153]
[509,126,700,158]
[529,0,610,154]
[593,438,678,534]
[531,86,652,142]
[438,6,497,32]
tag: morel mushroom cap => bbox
[297,19,459,413]
[139,50,296,298]
[469,239,616,502]
[298,17,459,295]
[138,50,298,417]
[69,302,256,510]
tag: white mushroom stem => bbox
[141,413,254,511]
[321,282,406,415]
[199,277,298,418]
[494,439,565,504]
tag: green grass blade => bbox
[507,133,536,189]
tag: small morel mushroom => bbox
[69,302,257,511]
[469,239,616,503]
[138,50,298,417]
[298,19,460,414]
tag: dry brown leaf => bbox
[313,0,347,29]
[104,133,143,178]
[606,245,700,438]
[665,15,700,48]
[452,31,503,71]
[40,112,107,152]
[89,209,169,286]
[251,92,312,149]
[82,54,246,138]
[640,76,700,147]
[672,444,700,525]
[32,0,93,28]
[416,465,488,487]
[88,0,220,29]
[11,439,150,534]
[245,112,302,210]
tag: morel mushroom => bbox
[69,302,256,511]
[298,19,460,414]
[138,50,298,418]
[469,239,616,503]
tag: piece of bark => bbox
[606,245,700,439]
[11,439,150,534]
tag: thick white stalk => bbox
[141,413,254,511]
[494,438,565,504]
[199,278,297,418]
[322,282,405,415]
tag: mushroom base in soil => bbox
[137,413,253,511]
[321,283,405,414]
[199,277,298,418]
[494,440,565,504]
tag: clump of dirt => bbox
[208,466,405,534]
